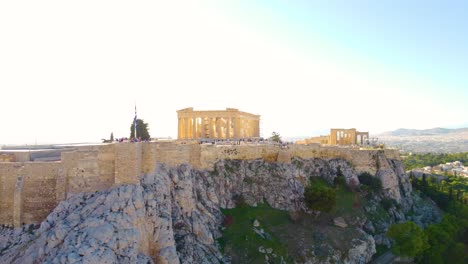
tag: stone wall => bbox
[296,136,329,145]
[0,153,16,162]
[0,152,31,162]
[61,144,115,197]
[0,142,401,226]
[199,144,281,168]
[0,163,17,226]
[0,162,61,227]
[152,142,200,169]
[115,143,141,184]
[21,163,61,225]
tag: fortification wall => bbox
[0,152,31,162]
[0,162,61,227]
[61,144,115,197]
[21,163,61,225]
[0,142,401,226]
[0,163,17,226]
[0,153,16,162]
[115,143,141,184]
[152,142,201,168]
[199,144,281,168]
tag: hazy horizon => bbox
[2,125,467,146]
[1,1,467,145]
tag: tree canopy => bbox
[130,119,150,140]
[387,221,428,257]
[270,132,281,143]
[304,177,336,212]
[403,152,468,170]
[358,172,382,193]
[410,173,468,263]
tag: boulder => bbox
[253,219,260,227]
[334,217,348,228]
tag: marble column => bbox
[227,117,232,139]
[208,117,216,138]
[178,118,182,139]
[184,118,190,139]
[192,117,197,139]
[255,120,260,137]
[200,117,205,138]
[235,118,242,138]
[216,118,222,139]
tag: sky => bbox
[0,0,467,145]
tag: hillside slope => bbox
[0,157,440,263]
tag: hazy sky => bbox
[1,1,467,144]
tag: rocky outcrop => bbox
[371,151,412,207]
[0,164,223,264]
[0,155,412,263]
[345,230,376,264]
[299,228,376,264]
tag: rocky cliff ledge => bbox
[0,155,422,263]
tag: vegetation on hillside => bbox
[403,152,468,170]
[218,203,292,263]
[304,178,336,212]
[386,221,428,257]
[386,175,468,263]
[220,175,384,262]
[358,172,383,193]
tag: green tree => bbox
[445,243,468,264]
[358,172,382,192]
[270,131,281,143]
[304,178,336,212]
[130,119,151,140]
[387,221,428,257]
[423,223,453,263]
[421,214,467,263]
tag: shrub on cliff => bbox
[380,197,398,210]
[387,221,428,257]
[333,175,346,188]
[233,194,248,208]
[304,178,336,212]
[358,172,382,193]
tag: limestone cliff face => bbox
[0,156,411,263]
[368,151,413,210]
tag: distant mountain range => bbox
[378,127,468,137]
[374,127,468,153]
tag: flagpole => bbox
[134,102,137,139]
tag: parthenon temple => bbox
[297,128,369,146]
[177,108,260,140]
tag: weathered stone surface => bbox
[0,155,414,263]
[374,234,392,247]
[334,217,348,228]
[345,230,376,264]
[253,219,260,227]
[363,220,375,234]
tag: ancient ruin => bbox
[0,141,400,227]
[330,128,369,145]
[0,109,390,228]
[177,108,260,140]
[297,128,369,146]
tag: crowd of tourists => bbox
[178,138,292,147]
[113,137,150,143]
